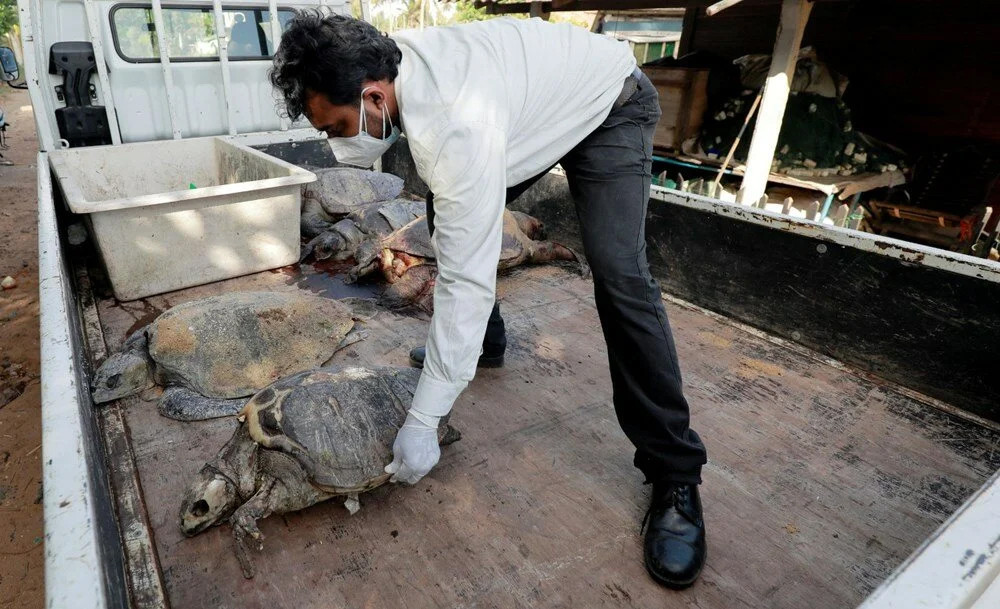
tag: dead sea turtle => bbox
[91,292,369,421]
[301,167,404,217]
[349,209,587,309]
[301,198,424,261]
[300,197,336,238]
[178,364,460,578]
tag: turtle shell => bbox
[349,198,424,237]
[242,365,448,492]
[301,168,404,216]
[147,292,355,399]
[382,210,530,265]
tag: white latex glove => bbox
[384,411,440,485]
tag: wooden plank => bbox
[859,468,1000,609]
[645,67,710,151]
[837,171,906,201]
[706,0,745,17]
[89,258,1000,608]
[478,0,675,14]
[737,0,813,205]
[660,148,906,197]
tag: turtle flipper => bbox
[528,240,591,279]
[440,424,462,446]
[158,386,249,422]
[344,493,361,515]
[329,325,370,356]
[230,477,277,579]
[510,210,546,240]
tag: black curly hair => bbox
[269,10,402,121]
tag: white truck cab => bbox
[18,1,342,606]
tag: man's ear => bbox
[365,86,385,109]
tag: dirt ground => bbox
[0,86,43,609]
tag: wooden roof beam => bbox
[476,0,681,14]
[706,0,745,16]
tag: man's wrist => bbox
[406,409,441,428]
[411,370,464,418]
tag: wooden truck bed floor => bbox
[86,260,1000,609]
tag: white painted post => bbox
[736,0,813,205]
[83,0,122,144]
[150,0,182,139]
[211,0,236,135]
[268,0,289,131]
[19,0,59,150]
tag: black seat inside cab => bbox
[49,41,112,147]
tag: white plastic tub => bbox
[48,137,315,300]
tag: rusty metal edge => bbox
[644,180,1000,284]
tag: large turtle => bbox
[178,364,460,578]
[349,209,587,309]
[300,167,404,219]
[91,292,370,421]
[301,198,424,261]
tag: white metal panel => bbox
[212,0,237,135]
[268,0,289,130]
[17,0,58,150]
[29,0,345,145]
[83,0,122,143]
[149,0,183,138]
[36,152,111,609]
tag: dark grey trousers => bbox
[427,71,707,484]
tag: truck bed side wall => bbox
[384,137,1000,423]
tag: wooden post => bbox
[736,0,813,205]
[529,1,550,20]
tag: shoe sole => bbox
[409,355,505,369]
[643,548,706,590]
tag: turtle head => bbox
[179,466,240,536]
[91,350,153,404]
[311,231,349,261]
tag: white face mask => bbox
[327,86,400,167]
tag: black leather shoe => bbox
[408,344,505,369]
[642,482,706,589]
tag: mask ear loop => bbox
[360,85,393,140]
[359,86,372,136]
[383,104,394,140]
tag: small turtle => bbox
[178,364,460,578]
[300,167,404,217]
[301,198,424,262]
[91,292,370,421]
[349,209,587,309]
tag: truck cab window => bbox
[111,4,293,62]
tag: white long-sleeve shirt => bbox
[392,18,636,419]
